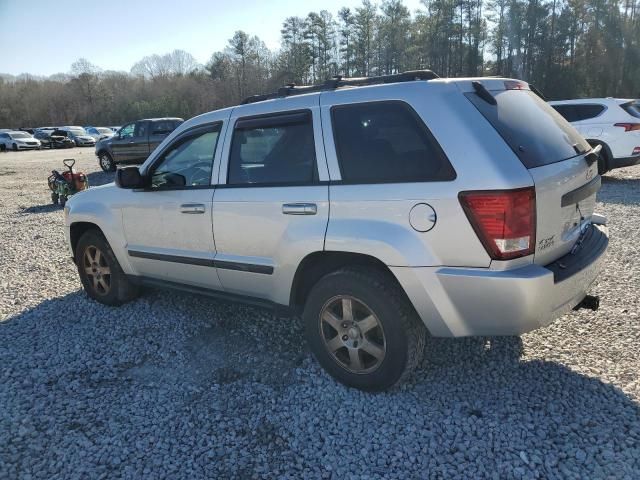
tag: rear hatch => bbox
[464,79,599,265]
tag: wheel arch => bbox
[70,221,104,257]
[289,251,408,312]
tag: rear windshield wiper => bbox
[472,81,497,105]
[529,84,546,100]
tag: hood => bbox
[67,182,116,207]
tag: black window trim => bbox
[225,108,320,188]
[141,121,223,192]
[329,99,457,185]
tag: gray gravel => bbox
[1,148,639,479]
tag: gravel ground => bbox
[0,148,639,479]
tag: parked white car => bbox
[85,127,115,141]
[0,131,41,151]
[549,98,640,173]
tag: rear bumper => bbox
[392,224,608,337]
[609,154,640,169]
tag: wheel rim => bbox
[318,295,386,374]
[100,155,110,170]
[83,245,111,295]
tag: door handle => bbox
[282,203,317,215]
[180,203,206,214]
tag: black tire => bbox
[0,144,5,152]
[75,229,140,306]
[588,140,610,175]
[98,152,116,172]
[51,192,59,204]
[303,267,426,391]
[597,150,610,176]
[59,195,67,207]
[12,143,17,152]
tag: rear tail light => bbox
[614,123,640,132]
[459,187,536,260]
[503,80,526,90]
[633,147,640,155]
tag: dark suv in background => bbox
[95,117,183,171]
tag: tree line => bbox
[1,0,639,128]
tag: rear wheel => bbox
[59,195,67,207]
[75,229,139,306]
[0,144,5,152]
[12,143,17,152]
[98,152,116,172]
[51,192,59,204]
[303,267,426,391]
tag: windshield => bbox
[466,89,591,169]
[97,128,112,134]
[11,132,31,139]
[621,101,640,119]
[69,128,86,136]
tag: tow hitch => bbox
[573,294,600,311]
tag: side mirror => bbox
[162,172,186,187]
[116,167,148,189]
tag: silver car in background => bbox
[61,126,96,147]
[85,127,115,141]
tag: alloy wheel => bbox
[318,295,386,374]
[83,245,111,295]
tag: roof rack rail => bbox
[241,69,439,105]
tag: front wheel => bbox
[98,152,116,172]
[12,143,17,152]
[75,229,140,306]
[303,267,426,391]
[51,192,59,204]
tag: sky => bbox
[0,0,424,76]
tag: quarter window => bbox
[228,111,317,185]
[150,124,221,189]
[331,101,455,183]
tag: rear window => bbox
[621,101,640,119]
[466,90,591,169]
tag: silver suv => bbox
[65,71,608,391]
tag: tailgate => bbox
[463,81,599,265]
[529,156,599,265]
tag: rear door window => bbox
[573,104,605,121]
[467,90,591,169]
[331,101,455,183]
[228,111,317,186]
